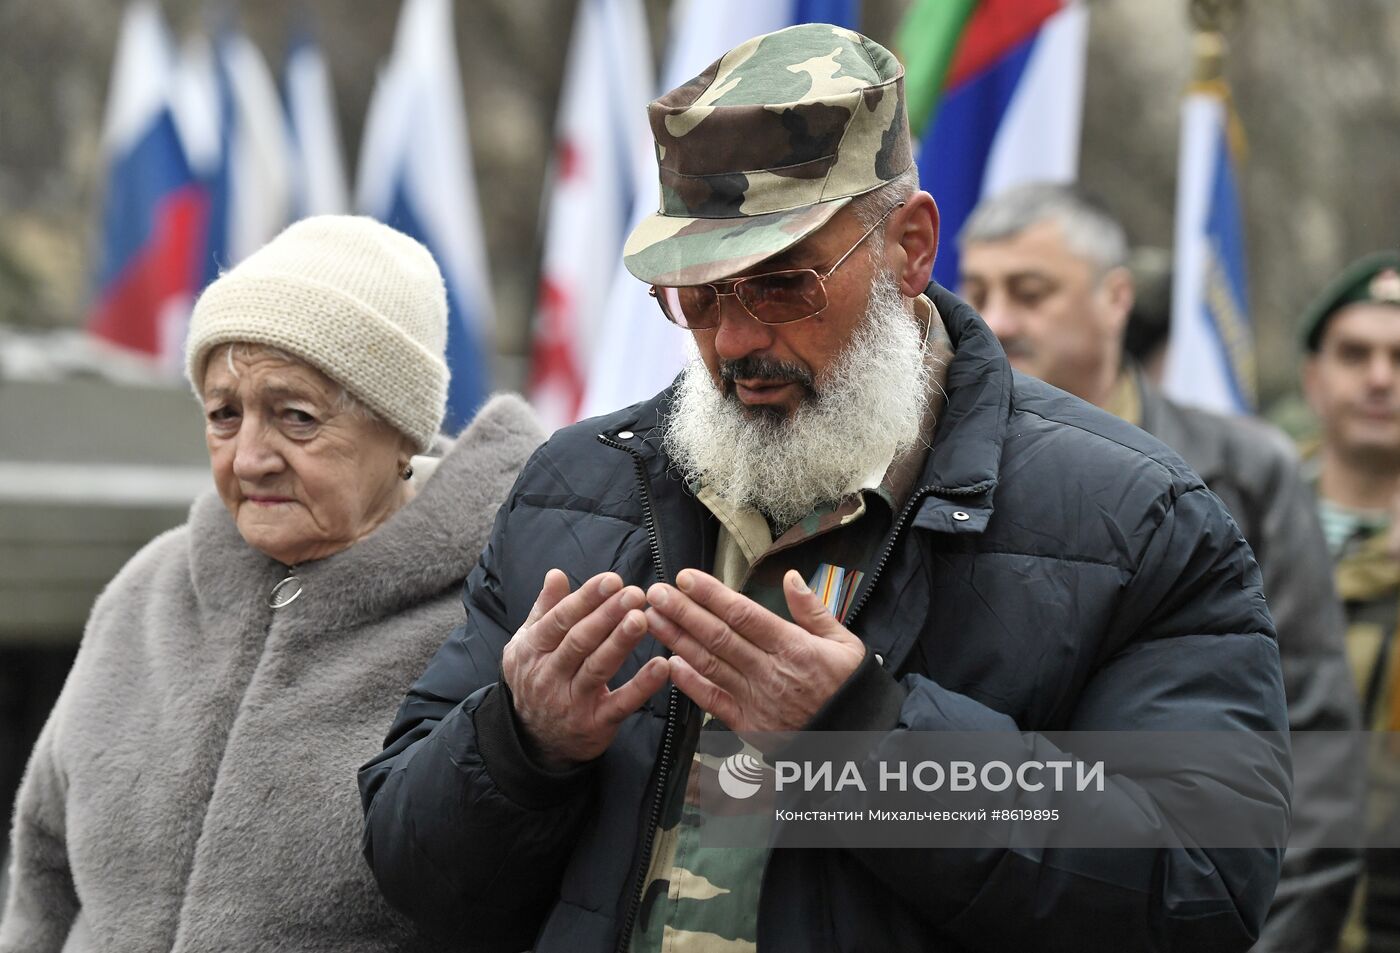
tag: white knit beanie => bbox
[186,215,450,452]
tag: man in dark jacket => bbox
[361,24,1290,953]
[957,181,1362,953]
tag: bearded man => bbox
[361,25,1290,953]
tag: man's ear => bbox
[1099,265,1136,338]
[891,191,939,297]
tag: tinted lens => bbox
[655,285,720,329]
[736,271,826,324]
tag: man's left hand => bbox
[644,568,866,733]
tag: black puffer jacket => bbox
[360,286,1291,953]
[1135,379,1362,953]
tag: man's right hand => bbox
[502,569,668,771]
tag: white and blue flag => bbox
[1164,88,1254,414]
[194,25,293,287]
[357,0,495,432]
[284,26,348,218]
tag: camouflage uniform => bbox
[621,28,924,946]
[629,301,950,953]
[624,22,932,951]
[622,24,913,288]
[1300,250,1400,953]
[1299,251,1400,743]
[1324,519,1400,732]
[1316,506,1400,953]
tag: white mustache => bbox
[664,268,930,529]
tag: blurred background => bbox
[0,0,1397,863]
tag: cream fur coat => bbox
[0,394,545,952]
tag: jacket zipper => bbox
[843,483,986,629]
[597,433,680,953]
[597,434,668,582]
[617,688,680,952]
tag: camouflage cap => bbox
[623,23,913,287]
[1302,250,1400,351]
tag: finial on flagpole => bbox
[1189,0,1241,84]
[1186,0,1247,157]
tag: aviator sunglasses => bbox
[649,201,905,330]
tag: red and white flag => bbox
[528,0,654,430]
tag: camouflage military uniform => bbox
[1300,253,1400,952]
[1323,513,1400,731]
[629,300,949,953]
[621,27,924,946]
[1299,449,1400,953]
[1319,508,1400,953]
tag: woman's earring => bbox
[401,463,414,481]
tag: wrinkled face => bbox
[200,347,412,565]
[959,220,1131,403]
[1304,304,1400,465]
[690,205,893,419]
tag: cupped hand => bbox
[502,569,669,770]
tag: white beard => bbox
[662,268,933,530]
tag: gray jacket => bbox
[1138,380,1363,953]
[0,394,545,953]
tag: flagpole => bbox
[1163,0,1255,414]
[1188,0,1233,84]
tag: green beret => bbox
[1302,250,1400,351]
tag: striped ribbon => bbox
[808,563,865,624]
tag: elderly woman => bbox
[0,216,544,950]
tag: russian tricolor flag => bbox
[88,2,208,366]
[901,0,1088,289]
[1162,88,1254,414]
